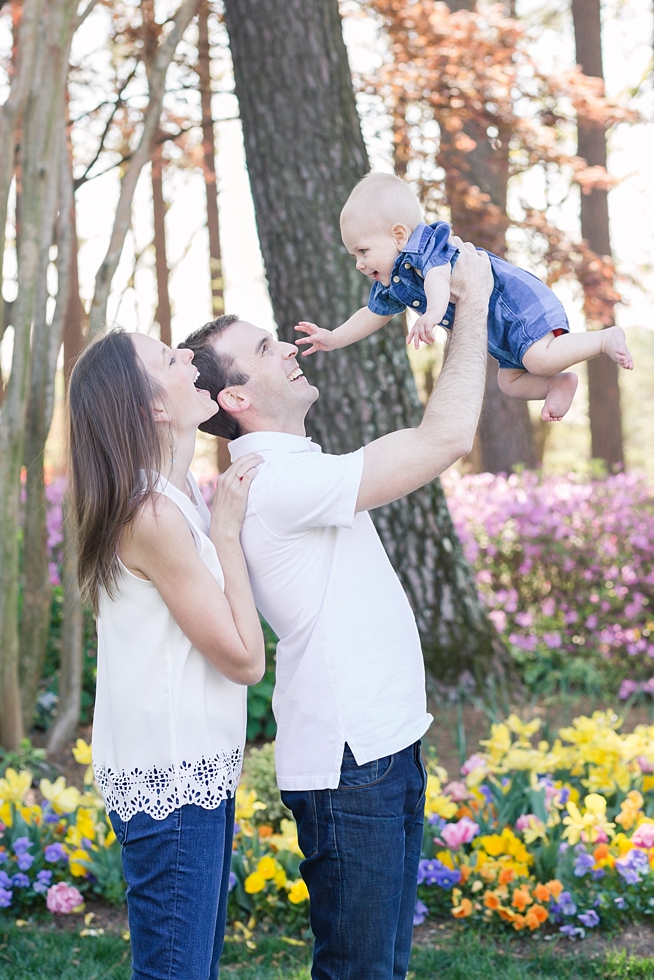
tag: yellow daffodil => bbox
[425,775,457,819]
[69,848,91,877]
[76,807,97,841]
[562,793,615,845]
[235,787,266,821]
[287,879,309,904]
[268,819,303,857]
[506,715,542,740]
[244,871,266,894]
[615,790,644,831]
[18,804,42,826]
[72,739,95,785]
[480,723,511,765]
[0,768,32,805]
[0,802,12,826]
[257,856,277,880]
[39,776,81,814]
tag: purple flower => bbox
[37,870,52,884]
[45,843,67,863]
[44,812,59,825]
[614,896,626,909]
[17,853,34,872]
[479,784,493,805]
[413,898,429,926]
[12,837,32,856]
[558,892,577,916]
[560,925,585,939]
[12,873,30,888]
[578,910,600,928]
[417,859,461,890]
[427,814,446,831]
[617,865,640,885]
[434,865,462,890]
[0,871,11,889]
[591,868,605,881]
[573,850,595,877]
[0,851,7,864]
[33,880,49,895]
[0,887,12,908]
[228,871,237,893]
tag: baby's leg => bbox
[522,326,634,376]
[498,368,579,422]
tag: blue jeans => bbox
[281,741,426,980]
[108,799,235,980]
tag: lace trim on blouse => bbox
[94,748,243,822]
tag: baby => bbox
[295,172,633,422]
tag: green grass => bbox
[2,924,654,980]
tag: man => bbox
[181,240,492,979]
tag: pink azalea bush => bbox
[443,470,654,697]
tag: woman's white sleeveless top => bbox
[92,473,247,821]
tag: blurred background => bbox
[0,0,653,757]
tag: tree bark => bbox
[198,0,225,319]
[151,143,172,345]
[223,0,509,687]
[440,0,537,474]
[0,0,77,749]
[571,0,623,469]
[87,0,200,337]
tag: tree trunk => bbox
[46,502,83,754]
[87,0,200,337]
[571,0,623,469]
[223,0,509,688]
[0,0,79,750]
[440,0,537,474]
[151,143,172,345]
[198,0,225,319]
[19,116,75,732]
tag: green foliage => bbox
[241,743,291,830]
[0,740,50,781]
[246,622,278,743]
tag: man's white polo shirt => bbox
[229,431,433,791]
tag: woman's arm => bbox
[119,455,265,686]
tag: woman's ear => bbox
[152,404,172,424]
[218,386,250,415]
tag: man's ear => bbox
[392,223,410,250]
[152,405,172,424]
[217,386,250,415]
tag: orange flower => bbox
[512,914,526,931]
[459,864,472,885]
[484,891,501,910]
[511,887,533,912]
[546,879,564,900]
[524,904,549,931]
[258,825,273,838]
[593,843,609,862]
[533,883,550,903]
[457,805,474,820]
[498,867,515,885]
[497,907,517,922]
[452,898,473,918]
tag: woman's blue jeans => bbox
[281,741,426,980]
[108,798,235,980]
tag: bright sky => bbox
[1,0,653,369]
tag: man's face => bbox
[212,320,318,432]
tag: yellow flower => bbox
[0,768,32,805]
[69,848,91,877]
[506,715,542,740]
[562,794,615,845]
[76,807,97,841]
[66,824,83,848]
[425,776,457,819]
[244,871,266,894]
[257,856,277,880]
[480,723,511,765]
[0,802,12,827]
[39,777,81,815]
[235,787,266,821]
[615,790,644,831]
[18,804,42,826]
[287,879,309,904]
[478,834,505,858]
[72,739,94,785]
[268,819,303,857]
[273,868,287,889]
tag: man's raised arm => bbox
[356,240,492,513]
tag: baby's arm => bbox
[406,265,452,349]
[296,308,393,356]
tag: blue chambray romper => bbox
[368,222,570,370]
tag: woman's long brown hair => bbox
[67,330,165,613]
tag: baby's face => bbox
[341,222,406,287]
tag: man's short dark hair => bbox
[179,314,250,440]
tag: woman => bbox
[68,328,264,980]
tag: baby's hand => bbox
[295,321,337,356]
[406,310,443,350]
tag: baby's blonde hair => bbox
[340,172,423,236]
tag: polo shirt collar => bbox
[403,222,429,255]
[229,431,322,460]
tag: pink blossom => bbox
[444,781,469,802]
[515,813,538,833]
[46,882,84,914]
[461,754,485,776]
[631,823,654,849]
[441,817,480,849]
[637,756,654,774]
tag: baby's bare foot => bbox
[541,372,578,422]
[603,326,634,370]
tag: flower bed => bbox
[443,470,654,697]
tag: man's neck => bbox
[240,418,307,438]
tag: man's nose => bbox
[181,348,194,364]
